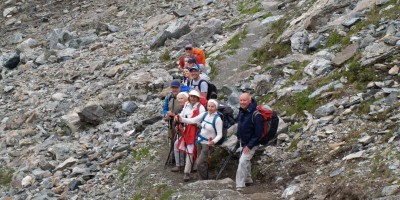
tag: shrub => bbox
[250,42,291,65]
[326,32,341,47]
[159,50,171,61]
[0,167,14,187]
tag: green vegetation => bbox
[343,54,378,90]
[286,138,300,152]
[139,56,151,64]
[238,0,262,15]
[356,97,376,115]
[249,42,291,66]
[382,131,394,143]
[373,102,400,122]
[290,122,304,132]
[326,32,341,47]
[261,12,273,19]
[208,61,218,81]
[132,184,175,200]
[270,17,288,40]
[223,29,248,52]
[118,146,155,180]
[287,61,310,84]
[159,49,171,61]
[0,167,14,187]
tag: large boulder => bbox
[150,19,191,49]
[78,105,105,125]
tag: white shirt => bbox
[179,102,206,118]
[181,111,223,144]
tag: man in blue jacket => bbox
[235,92,263,191]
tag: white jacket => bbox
[181,111,223,144]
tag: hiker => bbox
[181,68,191,86]
[187,57,210,81]
[171,92,189,174]
[188,65,208,98]
[163,80,184,166]
[178,44,205,71]
[173,90,206,181]
[235,93,263,191]
[176,99,223,180]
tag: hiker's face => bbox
[190,70,200,79]
[207,103,217,113]
[189,95,198,104]
[177,95,187,106]
[171,86,180,95]
[185,48,192,56]
[239,94,251,109]
[183,69,191,78]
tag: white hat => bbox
[208,99,218,108]
[188,90,201,98]
[177,92,189,99]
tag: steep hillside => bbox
[1,0,399,199]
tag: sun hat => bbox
[188,90,201,98]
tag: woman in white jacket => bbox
[177,99,222,180]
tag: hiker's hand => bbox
[243,146,251,154]
[208,140,214,147]
[174,115,180,122]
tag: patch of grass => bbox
[373,102,400,122]
[356,97,376,115]
[290,122,304,132]
[287,61,310,84]
[343,53,378,87]
[326,31,341,47]
[224,29,248,51]
[270,17,288,40]
[286,138,300,152]
[208,61,218,81]
[139,56,151,64]
[132,147,151,160]
[261,12,273,19]
[157,184,175,200]
[293,91,318,114]
[159,49,171,61]
[238,0,262,15]
[117,159,131,180]
[0,167,14,187]
[249,42,291,65]
[382,131,394,143]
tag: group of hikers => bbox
[162,44,272,191]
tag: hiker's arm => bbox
[212,117,223,144]
[199,81,208,97]
[247,114,263,149]
[162,96,169,117]
[180,112,204,124]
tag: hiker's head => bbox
[184,44,193,56]
[170,79,181,95]
[207,99,218,113]
[189,65,200,80]
[177,92,189,106]
[183,68,191,78]
[188,89,200,104]
[239,93,251,109]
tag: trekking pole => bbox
[164,123,178,169]
[216,144,239,180]
[206,137,212,180]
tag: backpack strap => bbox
[252,110,260,124]
[196,112,219,144]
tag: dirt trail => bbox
[212,20,271,88]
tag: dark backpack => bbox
[190,79,218,100]
[252,104,279,145]
[200,102,235,145]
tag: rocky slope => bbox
[1,0,399,199]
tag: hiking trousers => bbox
[236,146,258,188]
[197,144,213,179]
[174,138,185,166]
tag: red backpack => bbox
[252,105,280,145]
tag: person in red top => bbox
[178,44,203,71]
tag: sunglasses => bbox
[185,47,192,50]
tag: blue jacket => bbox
[236,98,263,149]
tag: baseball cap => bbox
[185,44,193,49]
[187,57,196,64]
[170,79,181,87]
[189,65,200,71]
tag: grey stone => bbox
[78,105,105,125]
[383,36,399,46]
[69,179,82,191]
[56,48,76,61]
[150,20,191,49]
[308,35,323,51]
[67,33,99,48]
[290,30,309,53]
[8,32,23,44]
[382,185,400,196]
[342,17,361,28]
[376,0,390,5]
[122,101,138,114]
[329,167,344,177]
[360,34,375,48]
[4,86,14,93]
[315,104,336,117]
[382,88,400,94]
[175,18,223,49]
[47,28,72,49]
[388,65,399,75]
[3,6,17,17]
[386,23,397,35]
[55,157,78,171]
[304,58,332,77]
[3,53,20,69]
[173,7,192,17]
[332,43,359,66]
[361,42,394,66]
[113,144,130,152]
[261,15,283,25]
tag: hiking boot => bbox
[171,166,183,172]
[236,187,244,192]
[183,173,190,182]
